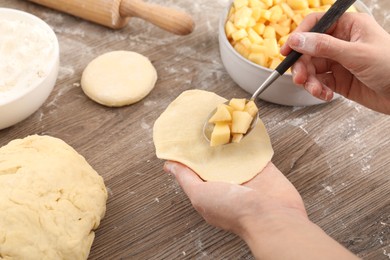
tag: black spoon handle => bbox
[275,0,357,75]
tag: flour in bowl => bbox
[0,16,56,99]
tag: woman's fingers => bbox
[164,161,202,198]
[286,32,355,64]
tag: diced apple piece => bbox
[210,123,231,146]
[260,0,273,8]
[249,0,262,7]
[278,34,290,46]
[280,3,295,18]
[251,6,262,20]
[228,12,235,22]
[232,133,244,143]
[250,43,266,53]
[260,9,272,20]
[225,20,237,39]
[269,57,282,69]
[223,104,235,116]
[229,98,246,111]
[248,52,267,66]
[234,42,251,58]
[244,100,259,117]
[209,104,232,123]
[292,13,303,25]
[247,28,264,44]
[234,6,253,28]
[232,28,248,42]
[240,37,252,49]
[248,17,256,27]
[234,0,249,9]
[268,5,283,23]
[228,6,235,19]
[287,0,308,10]
[253,23,266,35]
[272,23,290,37]
[321,0,335,5]
[231,111,253,134]
[262,25,276,39]
[278,16,292,27]
[308,0,321,8]
[263,38,279,57]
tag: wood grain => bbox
[0,0,389,259]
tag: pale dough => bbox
[153,90,274,184]
[0,135,107,260]
[81,51,157,107]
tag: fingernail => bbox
[164,161,177,175]
[322,87,333,101]
[327,89,334,101]
[289,33,305,49]
[319,88,327,101]
[305,82,316,94]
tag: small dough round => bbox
[153,90,274,184]
[0,135,107,259]
[81,50,157,107]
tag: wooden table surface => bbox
[1,0,389,259]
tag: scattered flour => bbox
[54,26,85,38]
[384,249,390,259]
[141,118,151,130]
[324,185,334,193]
[58,65,75,80]
[143,100,157,107]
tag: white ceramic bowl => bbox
[0,8,59,130]
[219,1,371,106]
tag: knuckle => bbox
[314,35,332,56]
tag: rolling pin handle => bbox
[119,0,195,35]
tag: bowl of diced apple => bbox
[219,0,371,106]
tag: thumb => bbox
[163,161,203,197]
[287,32,353,64]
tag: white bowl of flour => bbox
[0,8,59,130]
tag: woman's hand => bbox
[164,161,359,260]
[281,12,390,114]
[164,161,307,236]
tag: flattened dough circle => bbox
[81,51,157,107]
[153,90,274,184]
[0,135,107,259]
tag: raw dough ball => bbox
[153,90,274,184]
[0,135,107,260]
[81,50,157,107]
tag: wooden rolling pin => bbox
[27,0,195,35]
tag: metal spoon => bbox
[204,0,356,142]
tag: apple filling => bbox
[209,98,258,146]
